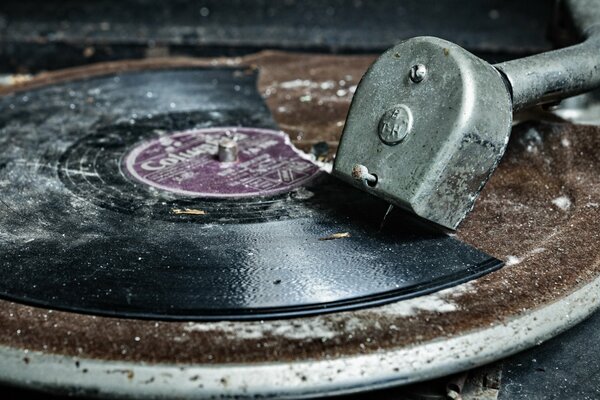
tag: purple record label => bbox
[123,127,321,197]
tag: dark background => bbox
[0,0,556,73]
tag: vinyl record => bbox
[0,67,502,320]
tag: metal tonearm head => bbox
[333,0,600,230]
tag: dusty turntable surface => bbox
[0,53,600,398]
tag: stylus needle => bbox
[379,204,394,231]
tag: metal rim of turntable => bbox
[0,277,597,398]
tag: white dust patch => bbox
[505,255,522,266]
[262,79,354,101]
[438,281,478,297]
[552,195,572,211]
[505,248,546,267]
[183,320,337,340]
[313,159,333,173]
[377,281,477,317]
[277,79,337,90]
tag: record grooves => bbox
[0,67,503,320]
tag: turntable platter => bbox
[0,54,599,399]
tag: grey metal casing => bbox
[333,37,512,230]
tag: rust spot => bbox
[351,165,363,180]
[107,369,135,380]
[443,48,450,56]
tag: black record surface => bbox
[0,68,502,320]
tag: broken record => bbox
[0,67,502,320]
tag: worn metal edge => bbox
[0,273,598,399]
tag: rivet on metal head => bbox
[409,64,427,83]
[378,104,413,145]
[352,164,378,187]
[218,138,238,162]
